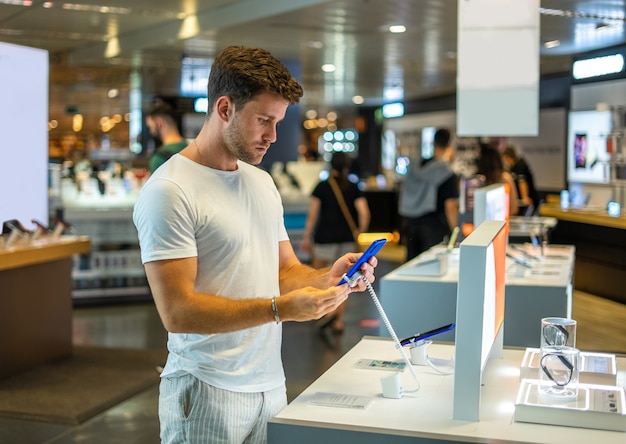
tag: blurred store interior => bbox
[0,1,626,442]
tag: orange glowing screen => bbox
[492,223,507,336]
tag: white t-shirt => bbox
[133,154,289,392]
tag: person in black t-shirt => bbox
[502,145,539,215]
[302,152,370,333]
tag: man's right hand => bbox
[278,284,351,322]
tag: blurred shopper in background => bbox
[502,145,539,215]
[302,152,370,334]
[476,143,519,217]
[398,128,459,262]
[146,102,187,173]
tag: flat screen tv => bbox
[567,110,612,184]
[453,219,507,421]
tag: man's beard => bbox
[223,115,267,165]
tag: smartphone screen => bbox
[399,323,455,346]
[337,238,387,286]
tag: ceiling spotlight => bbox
[306,40,323,49]
[321,64,336,73]
[389,25,406,34]
[352,95,364,105]
[544,40,560,49]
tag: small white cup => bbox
[380,372,403,399]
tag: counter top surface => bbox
[0,235,91,271]
[382,243,575,288]
[540,203,626,230]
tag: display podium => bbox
[379,243,575,347]
[0,236,90,379]
[268,337,626,443]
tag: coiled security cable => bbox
[361,277,421,393]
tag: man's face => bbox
[222,92,288,165]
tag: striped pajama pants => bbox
[159,373,287,444]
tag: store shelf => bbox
[63,200,149,303]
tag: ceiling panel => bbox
[1,0,625,130]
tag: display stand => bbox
[514,379,626,432]
[378,243,575,347]
[268,338,626,443]
[520,348,618,385]
[0,235,90,379]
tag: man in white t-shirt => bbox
[133,46,379,444]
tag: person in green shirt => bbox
[146,102,188,173]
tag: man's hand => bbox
[278,285,351,322]
[329,252,378,291]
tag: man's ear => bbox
[215,96,233,122]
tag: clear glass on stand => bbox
[541,317,576,349]
[538,346,580,400]
[538,317,579,400]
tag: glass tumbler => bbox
[538,346,580,400]
[540,317,576,349]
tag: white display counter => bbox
[268,337,626,443]
[378,243,575,347]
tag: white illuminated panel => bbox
[0,42,49,230]
[382,102,404,118]
[457,0,539,136]
[573,54,625,80]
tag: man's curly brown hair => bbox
[207,46,303,115]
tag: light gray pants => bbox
[159,373,287,444]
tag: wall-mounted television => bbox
[453,219,507,421]
[567,110,612,184]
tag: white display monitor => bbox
[421,126,436,159]
[473,183,509,229]
[567,110,612,184]
[453,219,507,422]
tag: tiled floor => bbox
[1,250,625,444]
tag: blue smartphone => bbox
[337,238,387,286]
[399,323,456,346]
